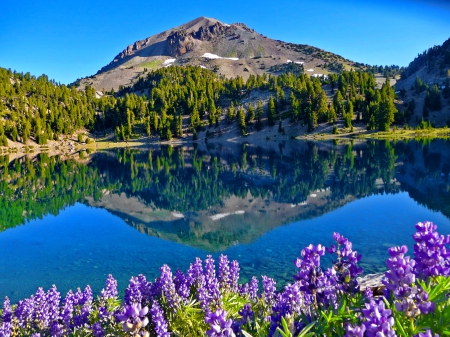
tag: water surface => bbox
[1,139,450,302]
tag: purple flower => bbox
[361,299,396,337]
[116,303,149,334]
[204,255,222,310]
[229,260,240,293]
[155,265,182,310]
[100,274,118,300]
[383,245,434,317]
[268,282,303,336]
[174,269,190,300]
[294,243,336,307]
[218,255,231,292]
[150,300,170,337]
[124,274,153,306]
[1,297,12,323]
[414,330,439,337]
[186,257,203,288]
[205,309,235,337]
[413,221,450,278]
[345,323,366,337]
[240,276,259,303]
[262,275,277,307]
[91,322,105,337]
[72,285,93,328]
[329,232,363,293]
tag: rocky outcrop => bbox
[357,273,385,296]
[166,30,195,57]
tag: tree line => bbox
[0,65,401,145]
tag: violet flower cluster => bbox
[413,221,450,278]
[383,245,435,317]
[1,223,449,336]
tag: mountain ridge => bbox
[78,16,358,91]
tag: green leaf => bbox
[241,330,254,337]
[297,322,316,337]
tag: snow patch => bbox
[163,58,176,66]
[200,65,207,69]
[172,212,184,218]
[202,53,238,61]
[307,68,314,72]
[286,60,292,63]
[210,210,245,221]
[310,193,317,197]
[295,61,304,65]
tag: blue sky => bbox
[0,0,449,84]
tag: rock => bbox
[357,272,385,296]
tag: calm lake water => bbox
[1,139,450,303]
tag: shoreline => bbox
[1,126,450,157]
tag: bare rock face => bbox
[192,22,227,41]
[166,22,230,57]
[166,30,195,57]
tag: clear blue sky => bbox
[1,0,449,84]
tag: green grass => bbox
[139,59,162,69]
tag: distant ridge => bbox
[78,16,359,91]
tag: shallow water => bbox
[1,139,450,302]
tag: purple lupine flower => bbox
[345,323,366,337]
[262,275,277,307]
[116,303,149,335]
[218,255,231,292]
[72,285,93,328]
[100,274,118,300]
[361,299,396,337]
[186,257,203,288]
[14,297,34,328]
[205,309,235,337]
[174,269,190,300]
[49,321,64,337]
[413,221,450,278]
[294,243,334,307]
[155,265,182,310]
[60,290,75,329]
[330,232,363,293]
[2,297,11,323]
[150,300,170,337]
[0,321,13,337]
[91,322,105,337]
[205,255,222,310]
[268,282,303,336]
[197,275,210,311]
[229,260,240,293]
[0,297,13,337]
[248,276,259,302]
[363,287,374,301]
[383,245,434,317]
[414,330,439,337]
[125,274,153,306]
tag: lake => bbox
[1,139,450,303]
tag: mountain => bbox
[394,37,450,127]
[396,37,450,90]
[77,16,361,91]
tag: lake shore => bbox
[1,124,450,159]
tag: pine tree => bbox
[268,96,276,126]
[246,103,255,123]
[256,101,263,131]
[238,106,246,135]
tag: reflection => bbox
[1,139,450,251]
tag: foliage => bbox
[1,222,449,336]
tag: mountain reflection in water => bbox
[1,139,450,302]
